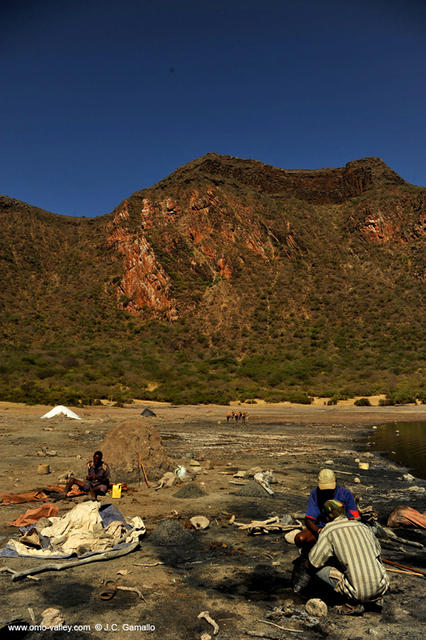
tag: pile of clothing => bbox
[0,501,145,559]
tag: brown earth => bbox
[0,401,425,640]
[100,418,173,482]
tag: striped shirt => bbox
[309,515,389,602]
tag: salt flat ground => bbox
[0,401,425,640]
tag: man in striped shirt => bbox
[308,499,389,604]
[295,468,360,554]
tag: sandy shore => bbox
[0,402,425,639]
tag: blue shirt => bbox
[305,486,360,527]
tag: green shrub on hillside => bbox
[354,397,371,406]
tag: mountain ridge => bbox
[0,154,424,405]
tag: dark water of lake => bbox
[366,421,426,480]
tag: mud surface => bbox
[0,401,425,639]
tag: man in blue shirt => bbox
[295,468,359,554]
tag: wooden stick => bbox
[137,450,150,488]
[0,566,40,581]
[11,542,139,582]
[244,632,280,639]
[386,567,424,577]
[116,585,146,601]
[382,558,426,576]
[257,619,300,633]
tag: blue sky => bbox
[1,0,425,217]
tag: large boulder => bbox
[100,419,173,482]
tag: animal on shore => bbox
[226,411,235,423]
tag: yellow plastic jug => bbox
[112,483,122,499]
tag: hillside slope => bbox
[1,154,425,404]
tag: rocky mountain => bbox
[0,154,425,405]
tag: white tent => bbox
[41,405,81,420]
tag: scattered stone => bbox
[40,608,64,627]
[189,459,201,467]
[408,486,425,493]
[248,466,262,476]
[188,516,209,530]
[149,519,194,546]
[284,529,299,544]
[36,451,46,457]
[280,514,293,525]
[325,459,334,465]
[306,598,328,617]
[45,450,57,456]
[173,483,208,499]
[354,477,361,483]
[354,458,360,463]
[402,473,415,482]
[37,464,50,475]
[233,470,247,478]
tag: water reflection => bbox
[367,421,426,480]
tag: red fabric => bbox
[387,506,426,529]
[9,503,59,527]
[0,485,84,505]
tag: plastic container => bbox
[112,483,122,499]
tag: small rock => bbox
[408,486,425,493]
[248,466,262,476]
[37,463,50,475]
[189,516,209,530]
[305,598,328,617]
[36,450,46,457]
[280,514,293,525]
[233,470,247,478]
[45,450,57,456]
[324,459,334,465]
[40,608,64,627]
[402,473,415,482]
[204,460,213,470]
[354,477,361,483]
[354,458,360,463]
[189,459,201,467]
[200,634,211,640]
[76,454,81,460]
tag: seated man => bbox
[308,499,389,609]
[295,468,359,554]
[64,451,111,500]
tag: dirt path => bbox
[0,402,425,639]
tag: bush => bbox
[354,397,371,406]
[379,391,417,406]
